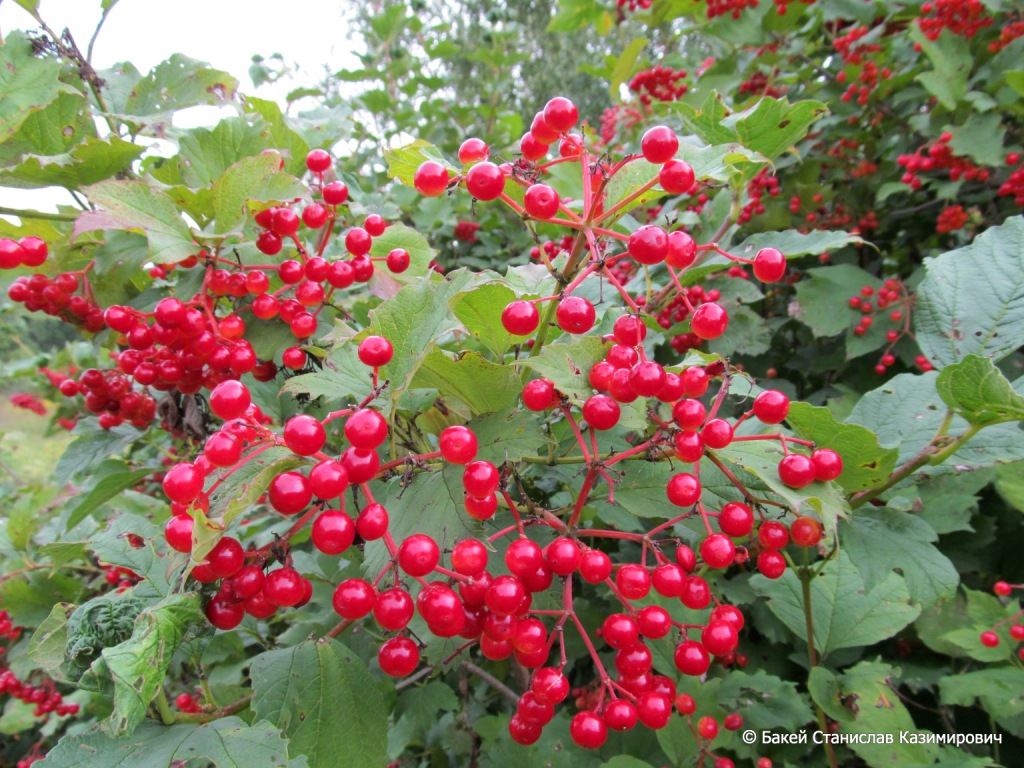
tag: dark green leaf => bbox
[0,32,67,143]
[36,717,305,768]
[519,336,609,403]
[793,264,880,338]
[915,215,1024,367]
[751,551,920,654]
[65,467,154,529]
[251,638,387,768]
[211,153,309,234]
[413,350,521,415]
[939,669,1024,737]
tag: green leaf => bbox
[176,117,271,188]
[462,408,552,465]
[915,216,1024,367]
[211,153,309,234]
[995,461,1024,511]
[0,135,144,190]
[750,551,920,654]
[105,54,239,122]
[716,670,815,732]
[36,717,305,768]
[733,228,864,262]
[809,662,939,766]
[935,354,1024,426]
[251,638,387,768]
[940,668,1024,737]
[793,264,880,338]
[65,466,154,529]
[917,588,1020,662]
[667,93,828,161]
[0,32,67,144]
[281,348,376,403]
[848,371,1024,471]
[367,270,482,409]
[89,516,173,596]
[0,571,84,628]
[73,180,196,264]
[842,508,958,610]
[413,350,521,415]
[519,336,609,403]
[55,423,142,487]
[100,593,203,736]
[948,113,1007,168]
[547,0,612,32]
[785,402,897,492]
[28,602,75,682]
[243,97,311,177]
[608,38,648,97]
[707,305,770,357]
[0,89,91,168]
[384,138,451,188]
[451,281,519,357]
[911,24,972,109]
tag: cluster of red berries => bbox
[529,234,575,263]
[738,170,781,224]
[702,0,759,20]
[738,70,787,98]
[847,279,933,374]
[981,582,1024,659]
[99,563,141,592]
[935,204,970,234]
[998,153,1024,206]
[599,104,645,146]
[916,0,993,41]
[615,0,652,12]
[987,20,1024,53]
[897,133,990,191]
[454,221,481,243]
[9,392,47,416]
[174,691,204,714]
[7,268,106,334]
[55,366,157,430]
[628,66,688,106]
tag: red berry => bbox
[414,161,450,196]
[666,230,697,269]
[700,534,735,569]
[524,184,560,219]
[980,631,1000,648]
[378,636,419,677]
[778,454,816,488]
[556,296,596,334]
[719,502,754,537]
[674,639,710,676]
[790,516,822,547]
[465,161,505,201]
[164,515,193,553]
[439,425,478,464]
[811,449,843,482]
[582,394,620,430]
[463,460,500,496]
[306,149,332,173]
[344,408,388,450]
[209,381,252,421]
[660,159,696,193]
[358,335,393,367]
[283,414,326,456]
[451,539,489,576]
[753,247,786,283]
[264,568,307,607]
[163,463,204,504]
[690,302,728,340]
[268,471,312,515]
[543,97,578,132]
[373,588,414,630]
[628,225,669,265]
[757,550,787,579]
[546,537,582,576]
[398,534,440,576]
[579,549,612,583]
[640,126,679,164]
[501,300,540,336]
[312,509,356,554]
[205,596,244,630]
[333,578,376,618]
[753,390,789,424]
[667,473,701,506]
[206,536,244,579]
[758,520,789,550]
[458,138,489,164]
[356,503,389,540]
[570,711,608,749]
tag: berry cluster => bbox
[981,582,1024,659]
[897,133,990,191]
[702,0,760,20]
[738,71,787,98]
[738,170,781,224]
[916,0,993,41]
[998,153,1024,206]
[628,66,688,106]
[935,204,970,234]
[9,393,47,416]
[846,279,933,374]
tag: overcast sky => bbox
[0,0,362,212]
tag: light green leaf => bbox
[281,349,377,403]
[36,717,305,768]
[0,135,144,190]
[211,153,309,234]
[809,662,939,766]
[667,92,828,161]
[101,594,203,736]
[73,180,196,264]
[608,37,648,97]
[28,602,75,682]
[716,670,815,732]
[995,461,1024,511]
[413,350,521,415]
[917,588,1020,663]
[915,216,1024,367]
[0,32,67,144]
[461,408,551,465]
[785,402,897,492]
[451,281,519,357]
[54,422,142,489]
[910,24,972,109]
[208,446,307,531]
[751,551,920,654]
[251,638,387,768]
[940,669,1024,738]
[107,54,238,120]
[367,222,438,297]
[177,117,270,187]
[935,354,1024,426]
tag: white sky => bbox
[0,0,363,213]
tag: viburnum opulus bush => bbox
[1,1,1024,767]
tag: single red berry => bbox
[579,549,612,583]
[283,414,326,456]
[753,247,786,283]
[757,550,787,579]
[306,149,332,173]
[674,640,710,676]
[666,230,697,269]
[616,564,651,599]
[660,159,695,193]
[546,537,582,576]
[582,394,620,430]
[439,425,478,464]
[268,471,312,515]
[465,161,505,201]
[628,225,669,265]
[702,418,734,449]
[556,296,596,334]
[524,184,560,219]
[994,581,1013,596]
[312,509,356,555]
[752,390,789,424]
[356,502,389,540]
[502,300,540,336]
[414,161,450,196]
[790,516,823,548]
[700,534,736,569]
[667,473,701,506]
[719,502,754,537]
[344,408,388,450]
[451,539,489,576]
[458,137,489,164]
[811,449,843,482]
[358,335,393,367]
[543,97,578,133]
[163,463,204,504]
[691,302,729,340]
[322,181,349,205]
[641,126,679,164]
[333,578,376,618]
[980,631,1000,648]
[778,454,816,488]
[570,711,608,749]
[378,636,419,677]
[398,534,440,577]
